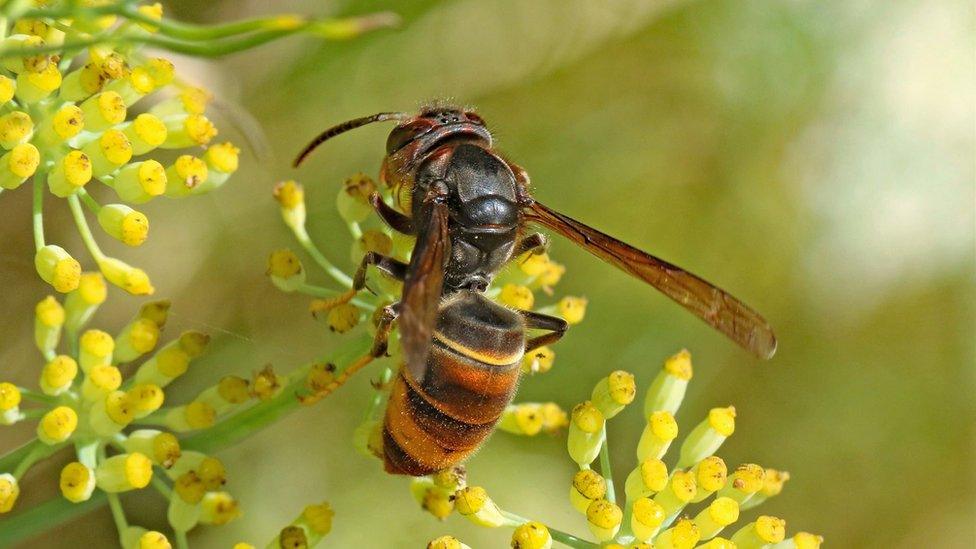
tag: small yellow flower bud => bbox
[184,401,217,429]
[267,249,305,292]
[250,365,281,401]
[37,405,78,444]
[421,486,454,519]
[552,296,585,325]
[696,537,736,549]
[0,75,14,104]
[691,456,728,502]
[80,91,126,132]
[693,496,740,541]
[0,111,33,149]
[48,150,93,197]
[124,430,182,468]
[624,458,668,501]
[351,229,393,263]
[94,390,135,435]
[678,406,735,468]
[569,469,606,514]
[742,467,790,510]
[98,256,154,295]
[112,160,167,203]
[538,402,568,433]
[730,516,786,549]
[81,364,123,401]
[164,155,208,197]
[455,486,506,527]
[500,284,535,309]
[198,141,240,192]
[518,252,550,277]
[717,464,765,505]
[521,346,555,375]
[276,526,308,548]
[128,384,165,418]
[97,452,153,492]
[114,318,161,363]
[655,517,701,549]
[35,245,81,292]
[653,469,697,518]
[79,328,114,372]
[161,113,217,149]
[568,401,605,467]
[59,62,102,101]
[118,113,168,156]
[427,536,471,549]
[217,376,251,404]
[138,300,171,328]
[145,58,176,88]
[645,349,692,417]
[538,261,566,288]
[636,410,678,461]
[34,295,64,354]
[0,34,48,74]
[274,180,307,231]
[326,302,361,333]
[336,173,376,223]
[0,474,20,513]
[60,462,97,503]
[135,531,171,549]
[83,129,133,177]
[40,355,78,395]
[585,498,622,541]
[591,370,636,419]
[631,496,666,542]
[432,466,467,492]
[64,272,107,331]
[0,382,22,424]
[511,521,552,549]
[15,62,60,102]
[498,403,544,436]
[96,204,149,246]
[135,3,164,31]
[104,66,156,106]
[199,491,240,525]
[0,143,39,189]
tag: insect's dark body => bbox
[294,105,777,477]
[384,291,524,475]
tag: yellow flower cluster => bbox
[0,291,271,546]
[419,351,822,548]
[0,1,241,296]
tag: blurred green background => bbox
[1,0,973,547]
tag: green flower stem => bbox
[599,438,616,505]
[293,225,353,287]
[66,193,106,263]
[347,220,363,240]
[77,187,102,214]
[175,529,190,549]
[181,333,372,454]
[0,491,105,546]
[98,444,129,532]
[150,472,173,500]
[500,510,599,549]
[19,408,48,420]
[17,387,59,406]
[32,175,45,251]
[12,440,62,480]
[0,439,42,473]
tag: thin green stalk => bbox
[12,441,60,480]
[181,333,372,453]
[0,439,42,473]
[150,472,173,500]
[500,510,599,548]
[19,408,48,420]
[66,193,106,262]
[77,187,101,213]
[32,174,45,250]
[106,493,128,533]
[17,387,59,406]
[599,437,616,505]
[294,225,353,287]
[175,530,189,549]
[363,366,393,420]
[296,282,374,309]
[0,491,105,545]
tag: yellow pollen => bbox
[573,469,607,500]
[35,295,64,326]
[179,86,211,114]
[128,319,160,353]
[174,471,205,504]
[500,283,534,309]
[0,111,33,144]
[77,272,108,304]
[0,76,14,103]
[99,129,133,166]
[205,142,240,173]
[40,406,78,442]
[136,160,167,196]
[454,486,488,515]
[119,210,149,246]
[152,432,181,467]
[105,390,134,425]
[185,401,216,429]
[761,468,790,497]
[521,345,555,374]
[132,113,167,146]
[632,497,665,527]
[267,249,302,278]
[558,296,587,324]
[250,366,280,400]
[156,346,190,377]
[138,531,170,549]
[197,457,227,490]
[697,456,728,492]
[62,150,93,187]
[128,384,164,413]
[273,180,305,209]
[649,410,678,440]
[43,355,78,388]
[670,470,697,502]
[793,532,825,549]
[172,155,208,188]
[326,302,361,333]
[669,518,701,548]
[639,458,669,492]
[22,62,61,91]
[511,521,550,549]
[518,252,550,276]
[89,364,122,391]
[128,66,155,93]
[586,498,622,529]
[96,91,127,125]
[123,453,153,489]
[571,401,604,433]
[606,370,636,404]
[52,105,84,140]
[663,349,693,380]
[80,329,114,358]
[755,516,787,543]
[184,114,217,145]
[59,462,94,502]
[145,58,175,86]
[708,406,736,436]
[218,376,250,403]
[708,497,740,525]
[732,464,765,493]
[0,383,21,410]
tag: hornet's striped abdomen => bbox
[383,292,525,475]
